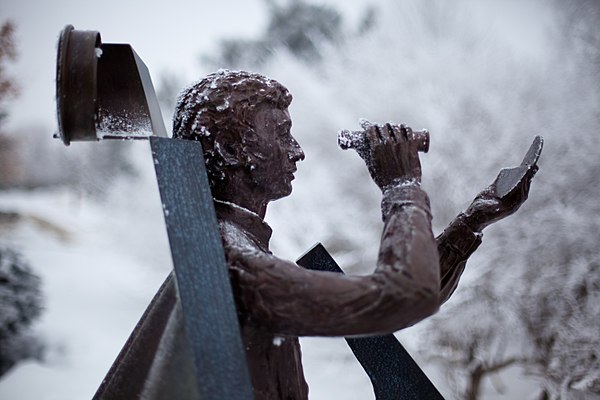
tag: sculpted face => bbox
[246,103,305,200]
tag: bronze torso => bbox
[124,183,483,400]
[216,200,309,399]
[215,183,482,399]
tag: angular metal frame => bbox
[56,25,167,145]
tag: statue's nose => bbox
[289,138,305,162]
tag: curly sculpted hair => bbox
[172,70,292,185]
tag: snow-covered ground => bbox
[0,156,167,398]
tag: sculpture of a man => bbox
[96,70,540,400]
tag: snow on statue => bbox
[94,69,542,400]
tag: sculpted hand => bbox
[463,136,543,232]
[350,120,424,190]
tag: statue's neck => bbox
[213,199,272,251]
[212,176,269,219]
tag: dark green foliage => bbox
[265,0,342,61]
[205,0,345,69]
[0,20,18,129]
[0,246,43,377]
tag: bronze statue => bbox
[95,70,541,400]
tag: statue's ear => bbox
[214,133,242,166]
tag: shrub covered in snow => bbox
[0,245,43,377]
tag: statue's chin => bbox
[268,182,293,202]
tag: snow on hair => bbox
[172,70,292,186]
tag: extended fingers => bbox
[365,124,381,147]
[362,122,413,145]
[366,124,394,146]
[399,124,410,142]
[381,123,411,145]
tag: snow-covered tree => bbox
[0,246,43,377]
[405,1,600,398]
[123,1,600,398]
[202,0,346,69]
[228,1,600,398]
[0,20,18,127]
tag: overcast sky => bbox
[0,0,372,132]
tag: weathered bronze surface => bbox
[98,70,541,400]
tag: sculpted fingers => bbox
[339,119,427,190]
[365,124,381,150]
[386,124,398,143]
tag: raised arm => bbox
[437,136,543,303]
[437,214,482,303]
[227,123,440,337]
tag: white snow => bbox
[96,111,154,139]
[0,188,171,399]
[2,0,600,399]
[216,99,230,111]
[214,199,262,220]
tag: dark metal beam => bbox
[297,243,445,400]
[150,137,253,400]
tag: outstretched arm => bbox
[438,136,543,303]
[227,123,440,336]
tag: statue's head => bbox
[172,70,304,206]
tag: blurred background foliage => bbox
[0,0,599,398]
